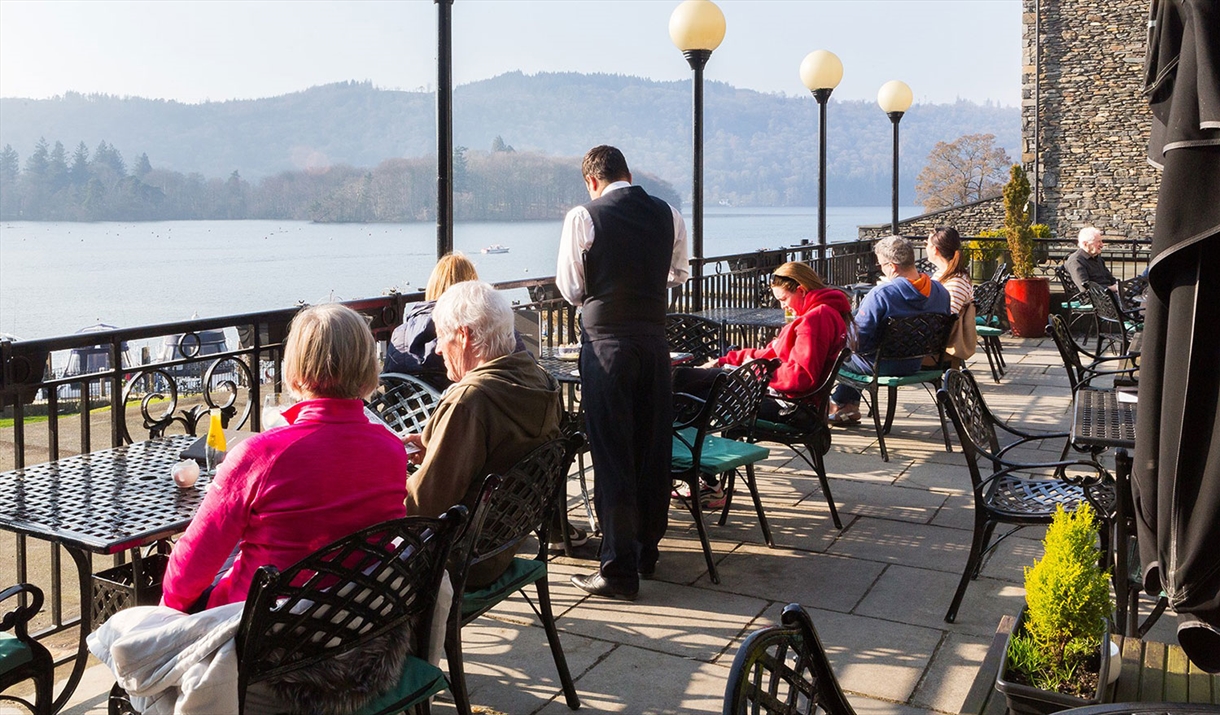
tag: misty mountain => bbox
[0,73,1018,206]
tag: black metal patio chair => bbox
[1,583,53,715]
[937,368,1115,623]
[1086,281,1142,357]
[732,345,851,530]
[672,358,778,584]
[1047,313,1139,396]
[722,603,858,715]
[1055,264,1099,347]
[445,434,583,715]
[666,312,724,363]
[836,312,957,462]
[108,509,466,715]
[972,279,1008,383]
[365,372,443,436]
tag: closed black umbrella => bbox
[1132,0,1220,672]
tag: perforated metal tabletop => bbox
[0,434,210,554]
[1072,387,1136,449]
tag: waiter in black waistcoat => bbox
[557,145,689,600]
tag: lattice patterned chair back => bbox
[875,312,956,366]
[1086,281,1136,355]
[972,280,1004,324]
[937,369,1002,475]
[455,434,582,575]
[235,508,465,714]
[446,433,584,715]
[666,313,723,364]
[1048,313,1090,392]
[706,358,775,434]
[365,373,442,436]
[722,603,857,715]
[1055,264,1081,297]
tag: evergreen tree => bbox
[0,144,19,219]
[93,140,126,177]
[134,152,153,179]
[69,142,90,185]
[48,141,69,192]
[25,138,49,177]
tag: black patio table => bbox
[1071,386,1139,636]
[0,434,207,712]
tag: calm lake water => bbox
[0,205,920,340]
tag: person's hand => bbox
[402,433,426,465]
[700,358,720,369]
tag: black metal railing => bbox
[0,235,1152,658]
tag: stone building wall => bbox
[857,196,1007,239]
[1022,0,1158,240]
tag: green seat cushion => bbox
[875,369,943,387]
[1060,300,1092,310]
[0,632,34,675]
[838,367,872,383]
[353,654,447,714]
[460,557,546,619]
[672,428,769,473]
[752,418,801,435]
[976,326,1003,337]
[975,315,1001,327]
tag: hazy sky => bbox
[0,0,1021,106]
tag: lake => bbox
[0,205,920,340]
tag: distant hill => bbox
[0,73,1018,206]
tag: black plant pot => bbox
[995,608,1112,715]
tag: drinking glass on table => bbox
[205,408,228,474]
[262,392,293,430]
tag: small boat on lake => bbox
[481,244,509,254]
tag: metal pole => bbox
[684,49,712,312]
[814,88,832,275]
[888,111,904,236]
[435,0,454,259]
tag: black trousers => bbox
[581,334,672,582]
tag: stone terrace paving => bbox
[37,337,1174,715]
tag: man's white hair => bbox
[874,235,915,269]
[1078,226,1102,248]
[433,281,516,360]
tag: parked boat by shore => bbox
[481,244,509,254]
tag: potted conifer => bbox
[1001,164,1050,337]
[996,502,1115,715]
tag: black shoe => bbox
[570,573,638,601]
[638,563,656,580]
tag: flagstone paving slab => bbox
[704,544,885,614]
[909,631,995,713]
[835,478,952,524]
[854,563,1026,639]
[534,643,731,714]
[824,517,974,574]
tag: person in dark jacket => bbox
[1064,226,1118,293]
[556,145,689,601]
[383,253,479,389]
[829,236,951,425]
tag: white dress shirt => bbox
[555,181,690,306]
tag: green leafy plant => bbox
[965,229,1007,263]
[1008,502,1112,696]
[1031,224,1051,239]
[1003,164,1036,278]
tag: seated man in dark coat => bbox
[1064,226,1118,293]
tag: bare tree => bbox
[915,133,1011,212]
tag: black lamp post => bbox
[877,80,912,236]
[436,0,454,259]
[800,50,843,276]
[669,0,725,312]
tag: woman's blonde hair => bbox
[283,304,380,400]
[770,262,826,293]
[425,253,479,301]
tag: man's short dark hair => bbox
[582,145,631,182]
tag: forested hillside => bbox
[0,72,1018,212]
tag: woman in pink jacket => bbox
[161,304,407,612]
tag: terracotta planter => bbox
[995,608,1111,715]
[1005,277,1051,337]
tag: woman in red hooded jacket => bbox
[714,262,852,408]
[672,262,851,507]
